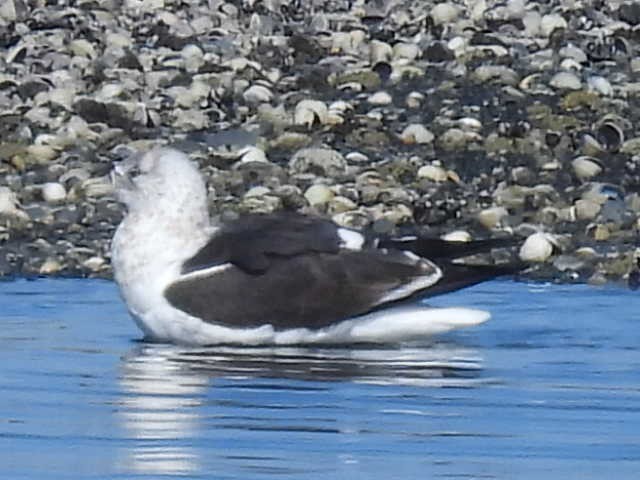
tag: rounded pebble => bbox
[519,232,555,262]
[41,182,66,204]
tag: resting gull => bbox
[111,148,517,345]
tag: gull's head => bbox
[112,148,208,220]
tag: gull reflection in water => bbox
[117,345,207,475]
[117,341,485,476]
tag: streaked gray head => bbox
[112,148,208,218]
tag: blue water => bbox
[1,278,639,479]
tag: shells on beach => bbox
[0,0,637,282]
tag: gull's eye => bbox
[129,164,142,178]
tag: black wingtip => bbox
[422,261,524,298]
[378,236,520,262]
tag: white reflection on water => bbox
[116,342,486,476]
[118,344,487,475]
[117,346,207,475]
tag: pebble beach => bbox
[0,0,639,285]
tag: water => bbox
[1,278,639,479]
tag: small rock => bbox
[400,124,435,144]
[587,76,613,96]
[27,145,58,164]
[549,72,582,90]
[430,3,461,25]
[39,258,63,275]
[243,84,273,104]
[345,152,369,164]
[41,182,66,204]
[244,186,271,198]
[574,199,601,220]
[294,99,328,127]
[367,91,393,106]
[69,39,97,59]
[328,196,357,214]
[477,206,509,229]
[405,92,424,109]
[290,148,347,177]
[393,42,420,61]
[589,224,610,241]
[0,186,28,220]
[304,184,334,206]
[572,156,602,181]
[519,232,555,262]
[82,256,106,273]
[439,128,481,151]
[417,164,448,182]
[540,13,568,37]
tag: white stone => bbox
[574,199,601,220]
[0,186,27,220]
[572,156,602,181]
[458,117,482,131]
[587,76,614,96]
[0,187,17,215]
[0,0,16,22]
[83,256,106,272]
[522,11,542,36]
[294,99,328,127]
[27,144,58,163]
[393,42,420,61]
[181,44,204,73]
[540,13,568,37]
[238,146,268,164]
[431,3,460,25]
[244,186,271,198]
[370,40,393,63]
[519,232,554,262]
[406,91,424,108]
[477,206,508,229]
[367,91,393,105]
[417,165,448,182]
[41,182,66,204]
[69,39,97,59]
[400,124,435,144]
[304,184,334,206]
[559,44,588,63]
[243,84,273,104]
[549,71,582,90]
[39,258,62,275]
[345,151,369,164]
[447,36,468,57]
[125,0,165,10]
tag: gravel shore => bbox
[0,0,639,286]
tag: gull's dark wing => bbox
[182,212,343,274]
[166,211,521,330]
[165,249,440,330]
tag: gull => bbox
[111,148,516,345]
